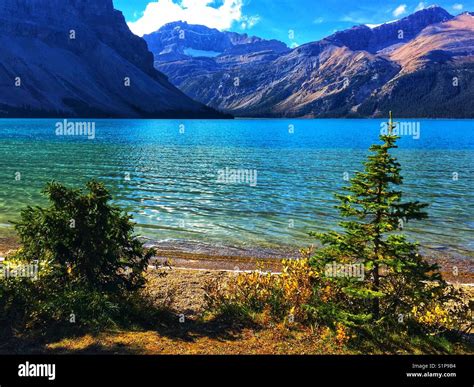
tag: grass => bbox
[3,322,471,355]
[1,268,472,355]
[349,326,473,355]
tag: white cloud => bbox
[240,15,261,30]
[414,2,426,11]
[340,15,366,23]
[393,4,408,17]
[128,0,247,36]
[452,3,464,11]
[313,17,324,24]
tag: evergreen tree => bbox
[14,180,154,292]
[310,112,444,325]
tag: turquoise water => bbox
[0,119,473,258]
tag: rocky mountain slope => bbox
[0,0,222,118]
[326,6,453,53]
[144,21,290,97]
[146,6,474,118]
[358,12,474,117]
[145,21,289,63]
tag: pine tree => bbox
[310,112,444,325]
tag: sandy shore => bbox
[1,236,472,284]
[0,237,18,257]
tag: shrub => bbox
[0,180,156,335]
[410,285,472,335]
[204,258,317,325]
[13,180,153,292]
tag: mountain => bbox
[144,21,289,64]
[325,5,453,53]
[143,21,290,99]
[0,0,222,118]
[146,6,474,118]
[358,12,474,117]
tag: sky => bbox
[114,0,473,45]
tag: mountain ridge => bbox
[0,0,223,118]
[145,6,474,118]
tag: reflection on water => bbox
[0,119,473,258]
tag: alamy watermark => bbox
[216,167,258,187]
[380,121,420,140]
[55,119,95,140]
[0,261,39,279]
[18,362,56,381]
[325,262,365,281]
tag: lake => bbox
[0,119,473,259]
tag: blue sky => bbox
[115,0,472,45]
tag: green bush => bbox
[0,180,155,336]
[14,180,153,292]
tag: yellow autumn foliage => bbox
[409,283,472,335]
[205,258,317,323]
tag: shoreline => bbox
[1,236,473,284]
